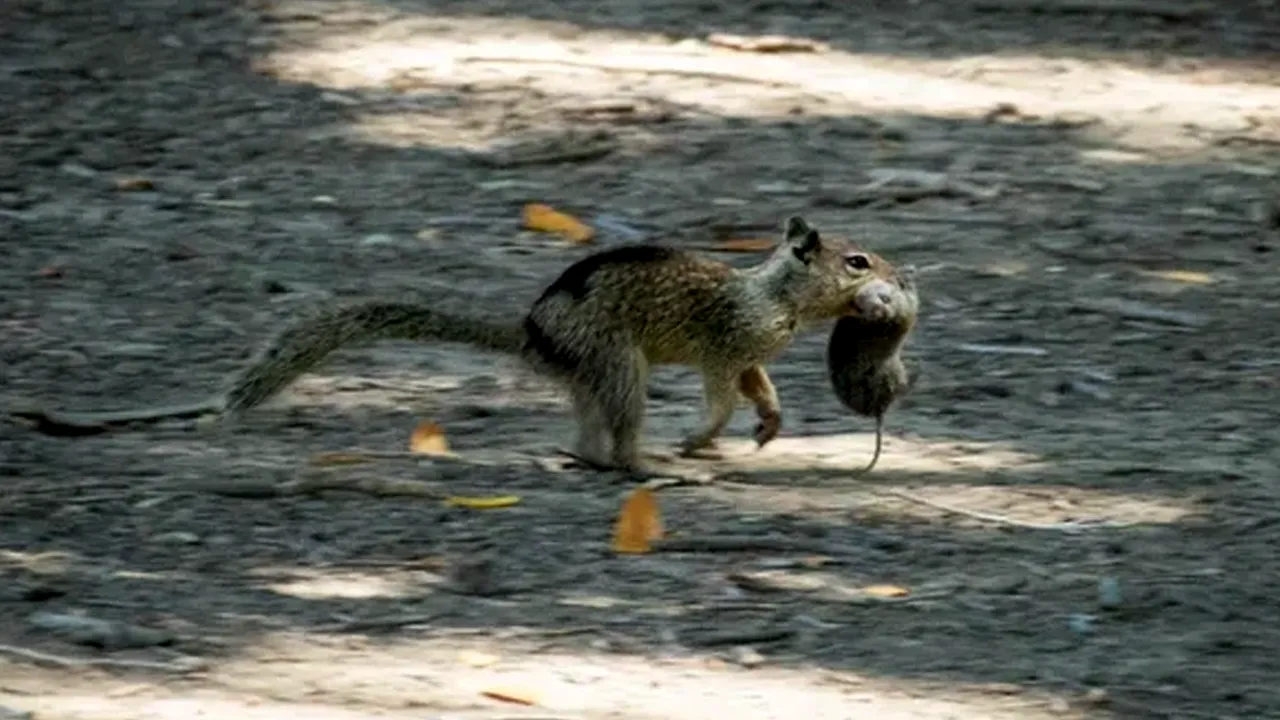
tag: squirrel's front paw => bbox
[753,410,781,448]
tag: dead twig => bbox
[871,211,1011,226]
[290,475,445,498]
[1214,134,1280,149]
[470,141,616,168]
[0,643,205,673]
[189,475,446,500]
[817,169,1000,208]
[686,627,795,648]
[196,450,537,499]
[28,612,172,651]
[653,536,859,554]
[459,56,793,89]
[880,489,1129,533]
[1073,297,1208,328]
[8,398,223,436]
[705,33,830,54]
[314,613,442,634]
[955,342,1049,357]
[972,0,1209,22]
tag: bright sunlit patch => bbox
[688,434,1197,527]
[252,567,429,600]
[254,14,1280,155]
[724,433,1046,474]
[87,635,1079,720]
[1077,148,1151,164]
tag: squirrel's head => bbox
[771,216,914,324]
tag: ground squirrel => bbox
[826,261,919,474]
[16,216,904,474]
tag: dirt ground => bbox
[2,0,1280,718]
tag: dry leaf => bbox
[403,555,449,571]
[1144,269,1214,285]
[444,495,521,510]
[611,487,664,554]
[863,584,910,598]
[521,203,595,244]
[409,420,451,456]
[480,686,539,706]
[308,452,373,466]
[115,177,156,192]
[35,265,65,278]
[713,238,776,253]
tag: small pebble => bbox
[1097,577,1123,609]
[1067,613,1095,636]
[152,531,201,545]
[1057,379,1112,401]
[60,162,99,178]
[730,645,766,668]
[1084,688,1110,705]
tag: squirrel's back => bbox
[522,244,798,374]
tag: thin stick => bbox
[653,536,861,554]
[459,56,794,89]
[313,613,441,634]
[972,0,1209,21]
[0,643,205,673]
[879,489,1130,532]
[9,398,223,436]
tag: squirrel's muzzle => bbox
[850,278,905,321]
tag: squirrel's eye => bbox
[845,253,871,271]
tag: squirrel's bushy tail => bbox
[221,301,526,413]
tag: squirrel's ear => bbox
[783,215,811,242]
[783,216,821,264]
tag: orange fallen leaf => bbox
[712,238,776,253]
[612,487,664,554]
[115,177,156,192]
[409,420,451,456]
[480,686,539,706]
[308,452,373,466]
[863,584,910,598]
[522,203,595,244]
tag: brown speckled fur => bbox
[221,216,902,472]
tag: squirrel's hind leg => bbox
[677,369,739,459]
